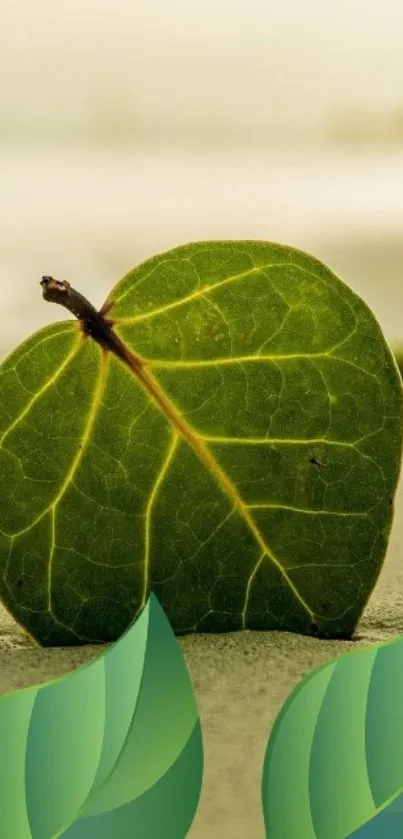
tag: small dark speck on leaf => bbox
[310,456,321,467]
[16,579,23,587]
[389,497,393,506]
[309,622,319,635]
[321,602,330,611]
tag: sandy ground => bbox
[0,480,402,837]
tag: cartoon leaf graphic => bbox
[261,634,403,839]
[0,241,402,644]
[0,593,203,838]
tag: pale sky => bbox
[1,0,403,144]
[0,1,403,349]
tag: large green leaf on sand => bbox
[0,241,401,644]
[393,348,403,380]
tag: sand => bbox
[0,479,402,837]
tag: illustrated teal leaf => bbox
[0,241,402,644]
[0,592,203,838]
[261,633,403,839]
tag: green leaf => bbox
[0,593,203,838]
[393,346,403,380]
[0,241,402,644]
[261,633,403,838]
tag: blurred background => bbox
[1,0,403,357]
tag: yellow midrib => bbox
[129,357,314,621]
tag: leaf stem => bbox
[40,277,145,370]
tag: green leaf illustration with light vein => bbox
[0,593,203,838]
[261,633,403,838]
[0,241,402,644]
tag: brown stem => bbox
[40,277,144,370]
